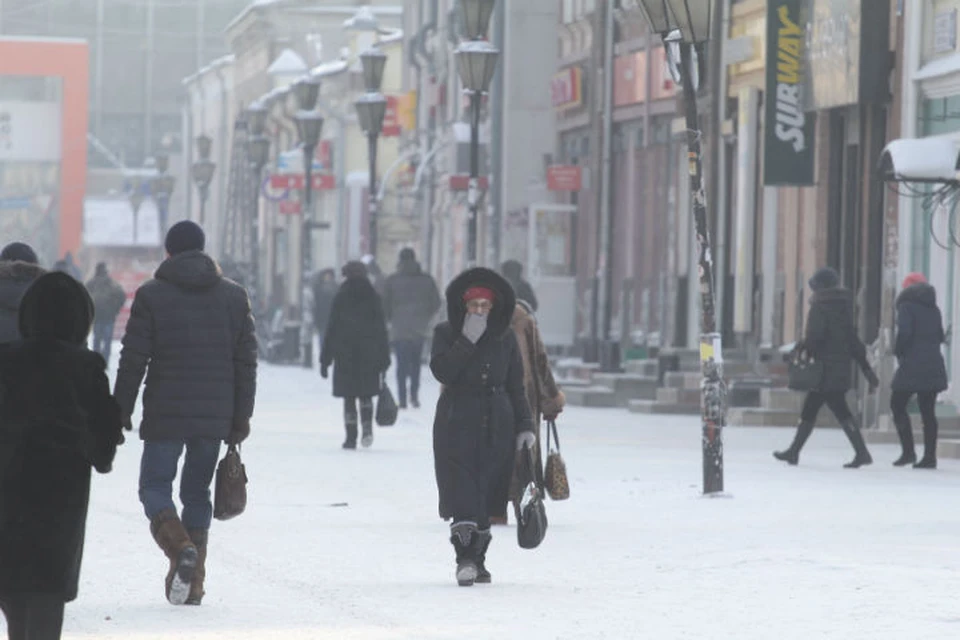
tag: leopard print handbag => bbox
[543,420,570,501]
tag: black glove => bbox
[321,364,329,379]
[122,414,133,431]
[226,418,250,445]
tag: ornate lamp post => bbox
[191,134,216,226]
[455,0,499,265]
[354,46,387,258]
[246,102,271,312]
[634,0,723,495]
[151,150,176,237]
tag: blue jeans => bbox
[139,438,221,530]
[93,320,115,364]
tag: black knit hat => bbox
[0,242,39,264]
[808,267,840,292]
[342,260,368,280]
[399,247,416,262]
[165,220,206,255]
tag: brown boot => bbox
[186,529,208,605]
[150,509,198,605]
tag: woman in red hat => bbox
[430,267,534,586]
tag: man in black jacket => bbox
[114,221,257,606]
[0,242,46,344]
[85,262,127,365]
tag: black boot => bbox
[343,402,358,450]
[914,416,939,469]
[892,415,917,466]
[360,397,374,448]
[397,382,407,410]
[411,382,420,409]
[840,418,873,469]
[450,522,478,587]
[474,529,492,584]
[773,421,814,465]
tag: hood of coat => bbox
[155,250,222,291]
[336,273,380,305]
[18,271,94,345]
[897,282,937,308]
[810,286,853,311]
[397,257,423,276]
[445,267,516,338]
[0,261,46,311]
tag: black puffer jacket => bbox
[0,273,122,602]
[383,257,441,341]
[801,286,875,392]
[320,276,390,398]
[431,267,533,521]
[0,261,46,343]
[114,251,257,441]
[892,283,948,393]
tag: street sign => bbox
[448,174,489,191]
[278,200,302,215]
[546,165,582,191]
[269,173,336,191]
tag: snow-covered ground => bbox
[9,353,960,639]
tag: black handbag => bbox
[515,443,548,549]
[214,444,247,521]
[787,351,824,392]
[375,380,398,427]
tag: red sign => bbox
[381,95,402,138]
[269,173,336,191]
[316,140,332,170]
[547,165,582,192]
[279,200,302,215]
[449,175,489,191]
[551,67,582,109]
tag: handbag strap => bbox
[546,420,560,453]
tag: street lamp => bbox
[151,150,176,237]
[634,0,723,495]
[354,47,387,258]
[191,134,216,227]
[455,1,500,265]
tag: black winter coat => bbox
[320,277,390,398]
[312,280,338,335]
[0,273,122,602]
[892,283,948,393]
[383,258,441,341]
[85,273,127,323]
[801,287,875,392]
[431,268,533,521]
[114,251,258,441]
[0,261,45,344]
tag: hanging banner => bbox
[763,0,815,186]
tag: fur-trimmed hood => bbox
[18,271,94,345]
[897,282,938,308]
[445,267,516,338]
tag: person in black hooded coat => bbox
[320,261,391,449]
[890,273,948,469]
[0,272,123,639]
[774,267,879,468]
[0,242,46,345]
[430,267,534,587]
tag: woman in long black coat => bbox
[774,267,879,468]
[890,273,948,469]
[0,272,123,639]
[430,267,534,587]
[320,261,390,449]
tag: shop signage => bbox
[764,0,815,185]
[448,174,489,191]
[382,95,401,138]
[934,9,957,54]
[546,165,582,191]
[551,67,582,110]
[269,173,336,191]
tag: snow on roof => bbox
[183,54,235,87]
[379,29,405,46]
[343,6,379,30]
[268,48,308,75]
[309,59,348,79]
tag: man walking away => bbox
[0,242,45,344]
[114,221,257,606]
[500,260,538,312]
[86,262,128,365]
[383,248,441,409]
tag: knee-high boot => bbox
[840,418,873,469]
[343,400,358,450]
[449,521,479,587]
[360,397,374,448]
[773,421,815,465]
[892,414,917,466]
[915,417,938,469]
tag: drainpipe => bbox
[490,0,506,267]
[214,64,230,257]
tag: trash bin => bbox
[657,351,680,386]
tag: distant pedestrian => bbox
[774,267,879,468]
[430,267,534,586]
[55,252,83,281]
[361,254,386,296]
[0,272,123,640]
[320,261,391,449]
[114,220,257,606]
[383,248,441,409]
[500,260,538,312]
[311,268,338,344]
[0,241,45,344]
[85,262,127,365]
[890,273,948,469]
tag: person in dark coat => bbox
[114,221,258,606]
[500,259,538,312]
[85,262,128,365]
[0,272,123,639]
[890,272,948,469]
[320,261,391,450]
[383,248,441,409]
[0,242,46,344]
[774,267,879,468]
[430,267,534,587]
[311,268,338,343]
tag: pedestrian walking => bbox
[890,272,948,469]
[361,254,386,296]
[383,248,441,409]
[0,272,123,640]
[0,242,45,344]
[311,268,337,344]
[500,259,538,312]
[113,221,257,606]
[85,262,127,365]
[430,267,534,586]
[489,299,565,524]
[774,267,879,468]
[320,261,390,450]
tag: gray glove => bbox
[462,313,488,344]
[516,431,536,451]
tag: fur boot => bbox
[450,521,479,587]
[150,509,198,605]
[186,529,208,605]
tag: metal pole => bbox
[678,42,725,495]
[368,133,379,257]
[598,0,616,359]
[490,0,506,267]
[250,167,261,312]
[467,91,481,265]
[199,188,207,226]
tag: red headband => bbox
[902,272,927,289]
[463,286,495,303]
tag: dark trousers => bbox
[890,390,938,427]
[0,592,64,640]
[800,391,853,424]
[139,438,221,530]
[393,339,424,404]
[92,320,115,364]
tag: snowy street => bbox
[15,359,960,640]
